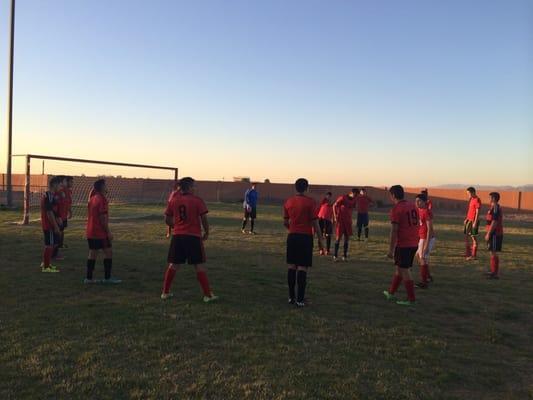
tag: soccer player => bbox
[421,188,433,211]
[85,179,121,284]
[40,176,61,273]
[464,187,481,260]
[355,187,374,241]
[166,181,179,238]
[284,178,324,307]
[485,192,503,279]
[415,193,435,288]
[241,183,259,234]
[383,185,419,306]
[317,192,333,255]
[55,175,71,252]
[161,177,218,302]
[332,189,357,261]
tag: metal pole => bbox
[22,154,30,224]
[6,0,16,207]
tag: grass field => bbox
[1,203,532,400]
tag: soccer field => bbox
[1,203,532,400]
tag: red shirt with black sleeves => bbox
[40,191,58,231]
[486,204,504,236]
[284,195,318,235]
[390,200,420,248]
[165,192,208,237]
[86,192,109,239]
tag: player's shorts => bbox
[464,220,480,236]
[394,246,418,269]
[286,233,313,267]
[167,234,206,265]
[356,212,369,228]
[487,234,503,252]
[43,230,60,247]
[87,237,112,250]
[417,237,436,261]
[335,219,353,238]
[244,206,257,219]
[319,218,333,235]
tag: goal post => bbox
[14,154,178,225]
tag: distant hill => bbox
[434,184,533,192]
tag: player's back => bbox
[168,193,208,237]
[391,200,419,247]
[284,195,317,235]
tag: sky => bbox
[0,0,532,186]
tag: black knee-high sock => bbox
[288,269,296,300]
[251,218,255,232]
[343,239,349,257]
[296,270,307,302]
[86,259,96,280]
[357,226,362,239]
[334,241,340,257]
[364,226,369,238]
[326,236,331,252]
[104,259,112,280]
[241,218,247,230]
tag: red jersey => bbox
[284,195,318,235]
[390,200,419,248]
[486,204,503,235]
[356,195,372,213]
[466,196,481,221]
[40,191,58,231]
[317,198,333,221]
[426,198,433,211]
[165,192,208,237]
[418,208,434,239]
[334,195,356,221]
[56,188,69,220]
[86,192,109,239]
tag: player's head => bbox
[56,175,67,187]
[49,176,61,191]
[93,179,107,194]
[421,188,428,195]
[325,191,332,199]
[179,177,195,193]
[348,188,357,198]
[251,183,257,189]
[66,176,74,188]
[389,185,404,202]
[489,191,500,205]
[360,187,367,195]
[416,193,428,209]
[466,187,476,198]
[295,178,309,194]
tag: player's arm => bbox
[332,200,340,223]
[313,218,325,249]
[388,223,399,258]
[201,213,209,240]
[473,207,479,226]
[98,205,112,240]
[423,219,434,254]
[165,214,174,227]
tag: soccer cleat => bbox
[102,277,122,284]
[296,301,305,308]
[41,266,60,273]
[203,294,219,303]
[465,256,477,261]
[396,300,416,306]
[383,290,397,301]
[249,231,256,235]
[427,274,434,283]
[415,282,428,289]
[241,229,246,234]
[342,256,348,262]
[161,292,174,300]
[333,256,339,262]
[83,278,97,284]
[288,298,295,305]
[326,250,331,256]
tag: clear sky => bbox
[1,0,532,186]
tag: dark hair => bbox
[351,188,358,193]
[389,185,404,200]
[179,177,195,192]
[416,193,428,202]
[467,187,476,194]
[66,176,74,182]
[49,176,60,188]
[94,179,106,192]
[326,191,332,196]
[360,187,367,192]
[421,188,428,194]
[56,175,66,182]
[489,192,500,202]
[295,178,309,193]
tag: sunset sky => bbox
[1,0,532,186]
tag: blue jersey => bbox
[244,189,258,208]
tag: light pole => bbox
[6,0,16,207]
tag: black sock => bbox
[52,246,59,258]
[287,269,296,300]
[334,241,340,257]
[241,219,247,230]
[357,226,362,239]
[86,259,96,280]
[343,240,349,257]
[104,259,112,280]
[296,270,307,302]
[364,227,369,238]
[251,219,255,232]
[326,236,331,252]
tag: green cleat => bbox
[203,294,219,303]
[41,266,60,273]
[383,290,397,301]
[396,300,416,306]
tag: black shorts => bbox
[394,246,418,268]
[87,238,112,250]
[43,230,60,246]
[464,220,480,236]
[487,234,503,252]
[319,219,333,235]
[356,212,369,228]
[244,207,257,219]
[287,233,313,267]
[167,234,206,265]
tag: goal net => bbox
[15,155,177,224]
